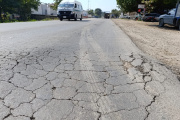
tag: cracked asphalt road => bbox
[0,19,180,120]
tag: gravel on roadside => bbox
[112,19,180,78]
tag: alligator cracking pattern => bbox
[0,28,180,120]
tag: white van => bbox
[57,0,83,21]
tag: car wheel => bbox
[60,18,63,21]
[74,15,77,21]
[179,23,180,31]
[80,15,82,21]
[159,19,164,27]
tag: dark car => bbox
[143,13,160,22]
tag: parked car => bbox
[159,7,180,30]
[120,15,130,19]
[143,13,160,22]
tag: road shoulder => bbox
[112,19,180,78]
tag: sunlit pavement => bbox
[0,19,180,120]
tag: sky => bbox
[40,0,118,12]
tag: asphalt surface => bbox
[0,19,180,120]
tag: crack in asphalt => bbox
[1,21,179,120]
[0,49,167,120]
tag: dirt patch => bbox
[112,19,180,76]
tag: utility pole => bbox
[88,0,90,10]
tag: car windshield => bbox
[168,9,176,15]
[59,3,74,8]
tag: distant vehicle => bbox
[94,16,99,18]
[88,15,92,18]
[159,1,180,30]
[104,13,110,19]
[143,13,160,22]
[57,0,83,21]
[120,15,130,19]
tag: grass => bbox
[41,18,53,21]
[28,19,37,22]
[0,18,58,23]
[2,19,20,23]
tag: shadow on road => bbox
[78,20,91,22]
[62,19,91,22]
[148,24,178,31]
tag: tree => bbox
[51,0,62,10]
[17,0,40,21]
[95,8,102,17]
[116,0,142,13]
[116,0,177,14]
[111,9,120,18]
[0,0,18,22]
[88,9,94,16]
[0,0,40,22]
[151,0,177,14]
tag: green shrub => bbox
[28,19,37,22]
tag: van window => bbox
[74,3,77,8]
[59,3,74,8]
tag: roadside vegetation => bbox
[111,9,121,18]
[0,0,40,22]
[88,8,120,18]
[88,8,103,18]
[116,0,177,14]
[0,18,58,23]
[0,0,61,23]
[88,10,95,16]
[51,0,62,10]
